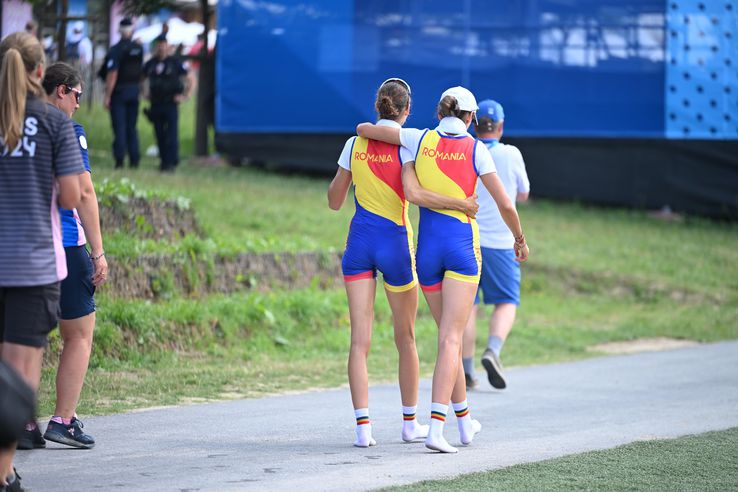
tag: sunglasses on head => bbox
[64,85,82,104]
[380,77,411,95]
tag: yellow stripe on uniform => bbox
[444,271,480,284]
[384,278,417,293]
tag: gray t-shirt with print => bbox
[0,97,85,287]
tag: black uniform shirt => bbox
[143,56,187,104]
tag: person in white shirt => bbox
[66,21,93,66]
[462,99,530,391]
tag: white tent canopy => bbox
[133,16,216,52]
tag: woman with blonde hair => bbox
[0,32,84,488]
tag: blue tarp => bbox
[216,0,737,140]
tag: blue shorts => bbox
[59,246,96,320]
[416,209,481,292]
[474,247,521,305]
[342,222,416,292]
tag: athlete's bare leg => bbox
[489,303,516,343]
[422,280,481,452]
[462,305,478,362]
[54,313,95,418]
[345,278,377,446]
[386,286,428,441]
[385,287,419,407]
[345,278,376,409]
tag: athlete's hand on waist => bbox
[461,194,479,218]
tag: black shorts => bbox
[0,283,60,348]
[59,245,96,320]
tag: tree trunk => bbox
[58,0,69,62]
[194,0,211,156]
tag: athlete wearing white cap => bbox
[357,86,529,453]
[463,99,530,391]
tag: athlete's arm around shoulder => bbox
[401,162,478,218]
[327,137,354,210]
[356,122,401,145]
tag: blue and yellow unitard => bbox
[399,117,497,292]
[337,120,417,292]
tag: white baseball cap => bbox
[440,86,479,112]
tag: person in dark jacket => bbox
[103,18,143,169]
[142,35,195,172]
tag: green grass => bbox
[76,101,738,296]
[35,101,738,490]
[382,427,738,491]
[38,265,738,416]
[75,95,210,163]
[43,102,738,418]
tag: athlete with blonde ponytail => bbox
[0,32,85,489]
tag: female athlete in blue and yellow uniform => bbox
[328,79,478,448]
[357,86,529,453]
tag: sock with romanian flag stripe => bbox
[401,405,429,442]
[453,399,482,445]
[354,408,375,447]
[424,402,457,453]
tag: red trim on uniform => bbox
[434,137,477,196]
[344,271,374,283]
[420,282,442,293]
[366,140,405,200]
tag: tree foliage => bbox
[116,0,181,16]
[25,0,179,16]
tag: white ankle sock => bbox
[354,408,376,447]
[453,399,481,445]
[424,402,457,453]
[401,405,429,442]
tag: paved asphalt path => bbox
[16,341,738,491]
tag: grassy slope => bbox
[382,427,738,491]
[44,103,738,418]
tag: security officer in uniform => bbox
[103,18,143,169]
[142,35,194,172]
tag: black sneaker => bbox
[481,349,507,389]
[465,372,479,390]
[1,468,24,492]
[16,421,45,450]
[43,417,95,449]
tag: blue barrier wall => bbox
[217,0,737,140]
[215,0,738,219]
[665,0,738,138]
